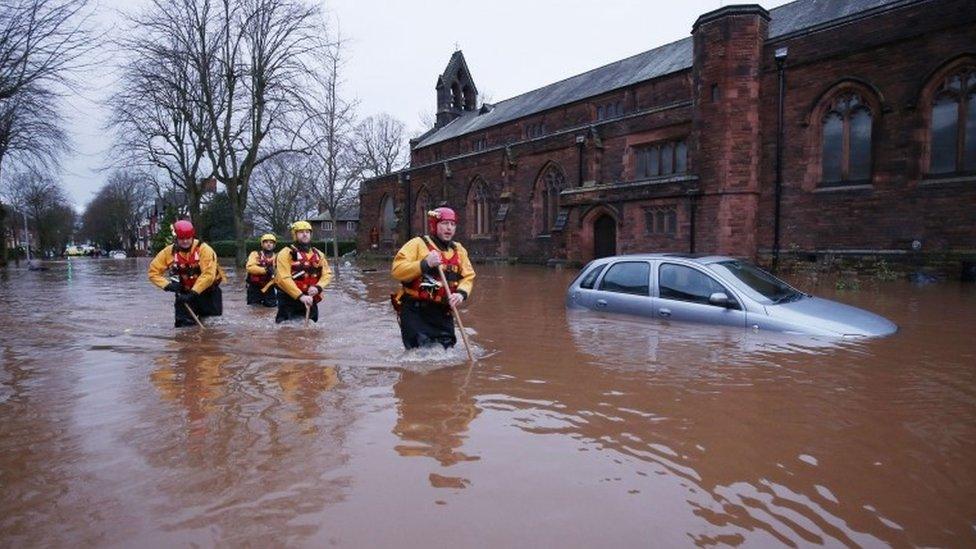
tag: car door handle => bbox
[658,308,671,317]
[596,299,608,308]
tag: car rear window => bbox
[599,262,650,296]
[579,264,607,289]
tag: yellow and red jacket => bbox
[391,236,475,305]
[148,240,226,293]
[245,250,276,285]
[274,245,333,301]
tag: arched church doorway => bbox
[593,215,616,258]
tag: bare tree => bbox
[176,0,329,263]
[3,169,75,255]
[107,24,210,224]
[0,83,68,264]
[353,113,407,179]
[304,37,358,268]
[0,0,96,100]
[80,170,153,251]
[248,153,316,235]
[0,0,94,265]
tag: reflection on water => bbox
[0,259,974,546]
[393,367,480,473]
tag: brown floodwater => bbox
[1,258,974,547]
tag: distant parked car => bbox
[109,250,128,259]
[566,254,897,338]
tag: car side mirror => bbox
[709,292,732,308]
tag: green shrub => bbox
[208,239,356,259]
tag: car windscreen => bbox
[709,260,800,303]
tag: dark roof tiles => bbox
[415,0,911,149]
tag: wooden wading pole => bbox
[438,265,474,363]
[184,303,205,329]
[304,301,311,327]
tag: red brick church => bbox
[359,0,975,271]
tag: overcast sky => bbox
[57,0,794,208]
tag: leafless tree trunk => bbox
[184,0,328,264]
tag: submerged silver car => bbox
[566,254,897,338]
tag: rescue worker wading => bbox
[245,233,278,307]
[274,221,333,323]
[391,207,475,349]
[148,220,227,327]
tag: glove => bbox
[175,290,197,304]
[164,281,181,292]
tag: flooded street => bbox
[1,258,975,547]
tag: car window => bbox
[599,262,650,296]
[659,263,735,306]
[579,263,607,289]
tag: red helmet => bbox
[427,207,457,235]
[173,220,195,240]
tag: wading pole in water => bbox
[184,303,205,329]
[304,301,311,327]
[438,265,474,363]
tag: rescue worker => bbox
[148,219,227,327]
[274,220,333,323]
[245,233,278,307]
[391,207,475,349]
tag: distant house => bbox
[308,208,359,241]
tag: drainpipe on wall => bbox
[687,188,701,253]
[575,135,586,185]
[772,46,788,272]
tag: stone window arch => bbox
[467,177,491,237]
[821,92,873,184]
[413,186,431,235]
[924,63,976,175]
[534,163,566,235]
[803,81,881,190]
[379,194,396,243]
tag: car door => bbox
[568,262,609,309]
[654,262,747,328]
[593,260,653,318]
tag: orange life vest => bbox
[170,244,202,291]
[402,236,461,304]
[290,245,324,301]
[248,251,275,285]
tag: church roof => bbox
[414,0,914,149]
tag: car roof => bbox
[590,253,736,265]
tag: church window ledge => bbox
[561,174,698,195]
[918,173,976,187]
[812,182,872,193]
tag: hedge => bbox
[209,240,356,259]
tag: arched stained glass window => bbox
[821,93,873,185]
[928,67,976,174]
[468,179,491,236]
[535,164,566,234]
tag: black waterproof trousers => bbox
[276,293,318,323]
[398,296,456,349]
[246,281,277,307]
[174,285,223,327]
